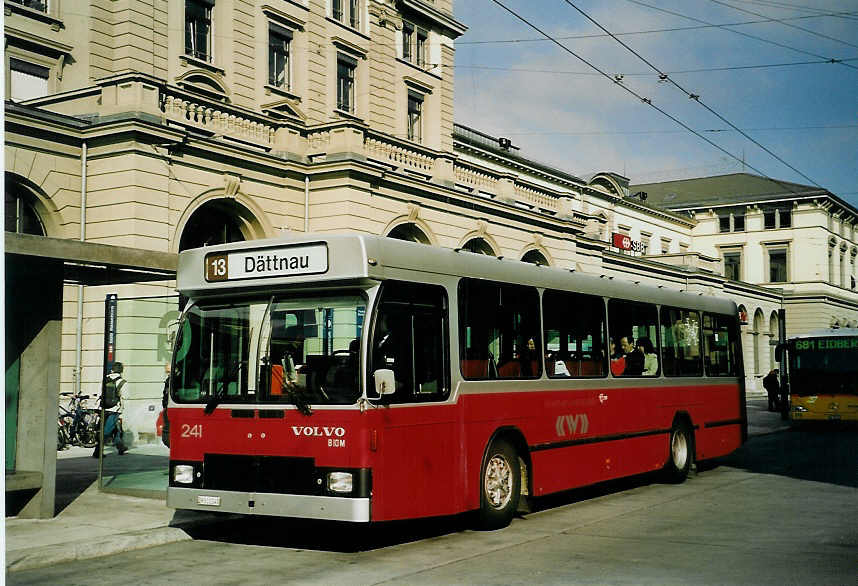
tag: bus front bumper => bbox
[167,487,371,522]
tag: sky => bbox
[452,0,858,208]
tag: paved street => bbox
[9,401,857,585]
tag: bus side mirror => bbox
[373,369,396,396]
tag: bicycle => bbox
[57,392,100,449]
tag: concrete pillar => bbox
[14,321,61,518]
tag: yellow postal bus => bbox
[787,328,858,423]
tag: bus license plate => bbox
[196,495,221,506]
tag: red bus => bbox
[166,234,746,529]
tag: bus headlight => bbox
[327,472,353,494]
[173,464,195,484]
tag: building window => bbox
[8,0,47,12]
[9,59,49,102]
[5,188,45,236]
[332,0,360,30]
[407,91,423,142]
[768,248,788,282]
[661,238,671,254]
[416,28,428,67]
[829,245,836,284]
[763,207,792,230]
[336,54,356,113]
[402,22,414,62]
[733,213,745,231]
[268,24,292,89]
[724,252,741,281]
[349,0,360,29]
[679,242,689,253]
[719,215,731,233]
[185,0,213,62]
[640,233,651,254]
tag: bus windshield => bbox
[790,337,858,397]
[171,293,366,407]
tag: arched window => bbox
[768,311,780,370]
[387,223,430,244]
[5,183,45,236]
[521,249,548,266]
[752,309,765,375]
[461,238,495,256]
[179,200,247,252]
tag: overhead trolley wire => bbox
[624,0,858,71]
[456,10,858,45]
[709,0,858,50]
[488,0,824,193]
[561,0,824,188]
[450,56,858,77]
[728,0,858,19]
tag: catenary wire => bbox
[500,124,858,136]
[489,0,824,194]
[623,0,858,70]
[449,57,858,77]
[562,0,824,187]
[456,10,858,45]
[709,0,858,50]
[728,0,858,19]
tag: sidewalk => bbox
[5,481,189,572]
[745,398,792,437]
[5,399,792,573]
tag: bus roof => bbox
[177,232,738,315]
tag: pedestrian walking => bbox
[763,368,780,412]
[93,362,129,457]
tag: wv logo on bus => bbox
[555,413,589,437]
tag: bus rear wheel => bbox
[665,422,693,483]
[478,439,520,530]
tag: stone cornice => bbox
[397,0,468,37]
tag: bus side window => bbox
[608,299,660,377]
[703,313,737,376]
[543,290,607,378]
[458,279,541,380]
[371,281,449,403]
[660,307,702,377]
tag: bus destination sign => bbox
[794,337,858,351]
[205,243,328,282]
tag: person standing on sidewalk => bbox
[93,362,129,457]
[763,368,780,412]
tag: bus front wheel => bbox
[665,422,693,483]
[478,439,520,530]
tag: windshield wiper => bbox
[203,361,243,415]
[284,384,313,416]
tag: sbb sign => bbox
[612,233,648,254]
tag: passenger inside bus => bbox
[637,337,659,376]
[610,338,626,376]
[621,336,644,376]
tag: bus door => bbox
[369,280,458,521]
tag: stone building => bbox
[5,0,857,514]
[633,174,858,376]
